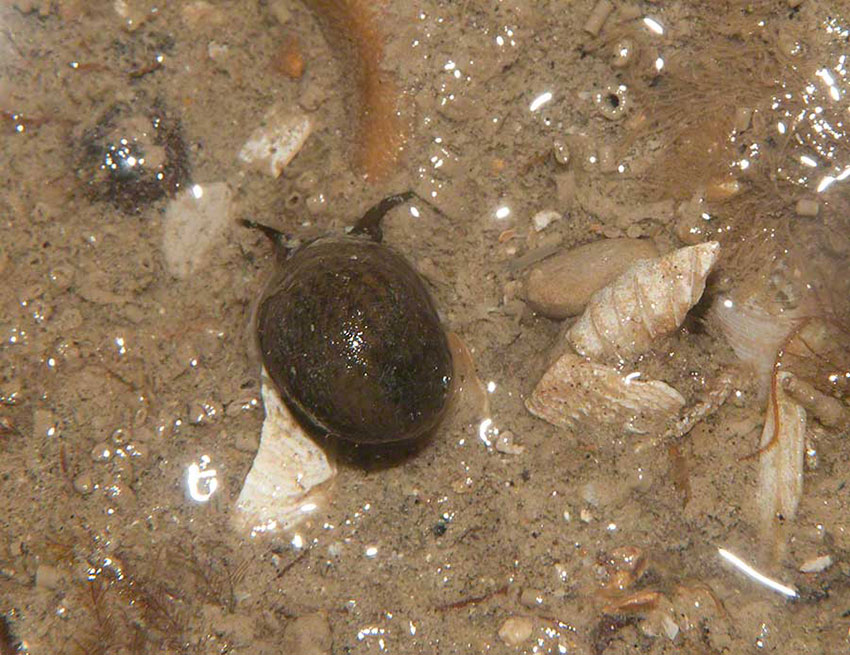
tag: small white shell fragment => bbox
[498,616,534,647]
[795,198,820,217]
[233,371,336,536]
[238,105,313,178]
[799,554,833,573]
[525,352,686,434]
[566,242,720,362]
[758,372,806,532]
[660,613,680,641]
[532,209,561,232]
[162,182,232,279]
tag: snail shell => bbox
[257,235,453,444]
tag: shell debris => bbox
[238,104,313,178]
[566,241,720,363]
[526,352,686,435]
[526,243,720,436]
[233,370,336,537]
[710,295,804,393]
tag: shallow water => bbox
[1,1,850,653]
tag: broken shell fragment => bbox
[238,104,313,178]
[566,242,720,362]
[233,370,336,536]
[162,181,232,278]
[758,372,806,532]
[525,238,659,319]
[525,352,686,434]
[710,295,803,393]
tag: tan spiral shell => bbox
[565,242,720,362]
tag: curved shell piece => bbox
[758,372,806,531]
[710,295,803,393]
[566,242,720,362]
[525,352,686,435]
[233,370,336,537]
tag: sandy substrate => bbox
[1,1,849,653]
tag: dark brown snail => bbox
[245,193,453,444]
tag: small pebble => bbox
[306,193,327,216]
[795,198,820,217]
[35,565,61,590]
[525,238,658,318]
[552,140,570,166]
[519,588,546,608]
[90,441,113,462]
[611,38,635,68]
[498,616,534,647]
[48,264,75,291]
[675,200,708,244]
[734,107,752,133]
[268,0,292,24]
[625,224,644,238]
[73,472,94,495]
[32,409,58,439]
[799,554,833,573]
[597,145,618,173]
[234,433,260,453]
[494,431,525,455]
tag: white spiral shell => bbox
[566,242,720,362]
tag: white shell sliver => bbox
[238,104,313,178]
[233,371,336,537]
[757,372,806,532]
[566,242,720,362]
[525,352,686,435]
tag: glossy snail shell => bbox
[256,235,453,444]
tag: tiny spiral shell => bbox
[566,242,720,362]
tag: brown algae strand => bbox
[304,0,408,182]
